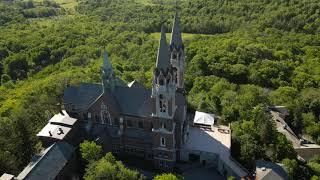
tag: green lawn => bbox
[26,0,78,13]
[54,0,78,13]
[135,0,153,5]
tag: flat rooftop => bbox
[184,125,248,177]
[37,123,72,140]
[49,110,77,126]
[185,125,231,155]
[37,110,77,140]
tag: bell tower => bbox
[151,25,178,170]
[151,25,176,119]
[169,12,185,91]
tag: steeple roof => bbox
[103,49,113,72]
[170,12,183,48]
[156,25,170,72]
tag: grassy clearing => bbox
[28,0,78,13]
[135,0,153,5]
[54,0,78,13]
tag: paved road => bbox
[270,111,301,147]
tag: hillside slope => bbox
[0,0,319,178]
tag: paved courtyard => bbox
[183,166,225,180]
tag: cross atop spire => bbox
[170,11,183,49]
[156,25,170,72]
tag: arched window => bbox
[101,103,111,125]
[138,121,143,129]
[175,74,178,84]
[159,79,164,85]
[171,49,177,59]
[95,115,99,123]
[114,118,120,126]
[127,120,132,127]
[159,95,166,113]
[160,137,166,147]
[167,73,172,84]
[172,53,177,59]
[157,73,165,86]
[161,122,167,129]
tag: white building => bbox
[181,111,248,178]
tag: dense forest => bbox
[0,0,319,179]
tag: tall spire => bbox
[170,11,183,49]
[156,25,170,72]
[102,49,116,92]
[103,49,113,72]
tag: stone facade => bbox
[63,14,187,170]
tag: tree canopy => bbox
[0,0,319,178]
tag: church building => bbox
[2,13,250,179]
[63,14,188,170]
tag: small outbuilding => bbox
[181,111,248,178]
[255,160,289,180]
[193,111,215,127]
[17,141,78,180]
[37,110,79,146]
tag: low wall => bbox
[295,147,320,161]
[180,149,248,178]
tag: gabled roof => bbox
[156,25,170,72]
[113,86,152,117]
[127,80,144,88]
[170,12,183,48]
[63,83,103,111]
[256,160,289,180]
[17,141,75,180]
[0,173,14,180]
